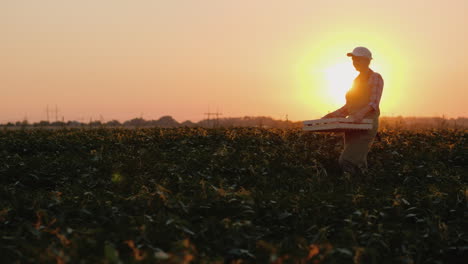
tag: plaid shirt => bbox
[335,70,384,116]
[368,72,384,111]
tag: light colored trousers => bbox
[338,118,378,174]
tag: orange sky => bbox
[1,0,467,123]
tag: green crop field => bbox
[0,128,466,263]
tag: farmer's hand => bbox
[349,111,366,123]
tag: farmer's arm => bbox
[350,105,373,122]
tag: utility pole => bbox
[54,105,59,122]
[204,112,212,127]
[204,111,222,128]
[46,105,50,122]
[214,111,222,127]
[204,112,211,121]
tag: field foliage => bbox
[0,128,466,263]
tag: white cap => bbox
[347,46,372,60]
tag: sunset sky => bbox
[2,0,467,123]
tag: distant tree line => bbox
[379,116,468,130]
[1,115,467,129]
[0,115,299,129]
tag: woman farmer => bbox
[322,46,384,175]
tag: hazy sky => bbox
[2,0,467,123]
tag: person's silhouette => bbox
[322,47,384,175]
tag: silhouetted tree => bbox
[89,121,102,127]
[106,120,121,127]
[66,121,82,127]
[181,120,196,127]
[124,118,147,127]
[35,121,50,127]
[156,116,179,128]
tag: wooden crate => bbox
[303,118,373,132]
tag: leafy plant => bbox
[0,127,466,263]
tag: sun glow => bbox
[293,29,409,118]
[323,62,357,105]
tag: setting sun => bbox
[292,29,409,118]
[323,62,357,105]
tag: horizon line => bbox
[1,114,468,124]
